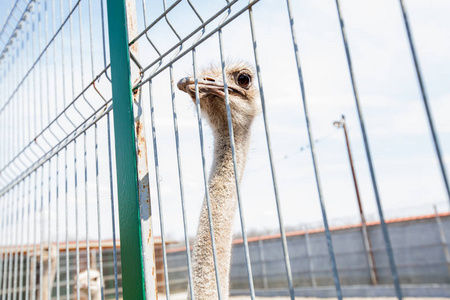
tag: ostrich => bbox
[177,62,259,299]
[74,269,103,300]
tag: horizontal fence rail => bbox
[1,0,449,300]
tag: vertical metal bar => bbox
[0,64,3,169]
[16,180,27,300]
[37,0,44,133]
[100,0,111,83]
[3,190,13,300]
[0,191,5,298]
[0,193,5,299]
[248,6,296,300]
[39,163,45,300]
[25,173,32,300]
[1,64,3,166]
[31,9,37,140]
[12,41,18,164]
[398,0,450,203]
[1,62,3,169]
[44,0,51,127]
[5,57,10,178]
[87,0,95,80]
[304,227,316,288]
[7,57,11,165]
[5,186,12,300]
[83,132,92,300]
[74,141,80,300]
[68,0,85,120]
[24,17,32,298]
[51,0,58,117]
[332,1,403,298]
[0,186,6,297]
[6,186,14,300]
[257,240,268,290]
[49,2,61,295]
[8,56,12,163]
[126,0,159,296]
[284,1,343,298]
[168,63,195,300]
[59,0,67,110]
[434,206,450,276]
[20,31,25,152]
[11,185,19,300]
[148,80,170,298]
[55,153,60,300]
[105,0,147,298]
[47,158,53,300]
[10,54,15,171]
[160,0,196,282]
[12,182,22,300]
[6,187,17,300]
[77,0,95,113]
[217,29,256,300]
[94,124,106,300]
[27,14,33,146]
[3,59,7,165]
[31,168,38,300]
[63,5,72,299]
[192,49,223,300]
[64,147,70,300]
[2,190,11,300]
[106,113,119,300]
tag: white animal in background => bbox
[75,269,103,300]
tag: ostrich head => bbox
[177,62,260,134]
[76,269,102,299]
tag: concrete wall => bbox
[166,215,450,293]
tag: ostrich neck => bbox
[190,127,251,300]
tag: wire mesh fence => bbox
[1,0,450,300]
[0,0,121,298]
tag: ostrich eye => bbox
[237,73,251,88]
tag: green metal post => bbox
[106,0,145,299]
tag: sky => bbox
[0,0,449,242]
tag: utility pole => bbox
[334,115,378,285]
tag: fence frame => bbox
[106,0,146,298]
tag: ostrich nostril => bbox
[203,76,215,82]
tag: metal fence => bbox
[1,0,449,300]
[0,0,121,298]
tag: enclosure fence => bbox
[1,0,449,300]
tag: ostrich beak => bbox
[177,77,194,92]
[177,77,245,101]
[177,77,225,91]
[178,76,238,96]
